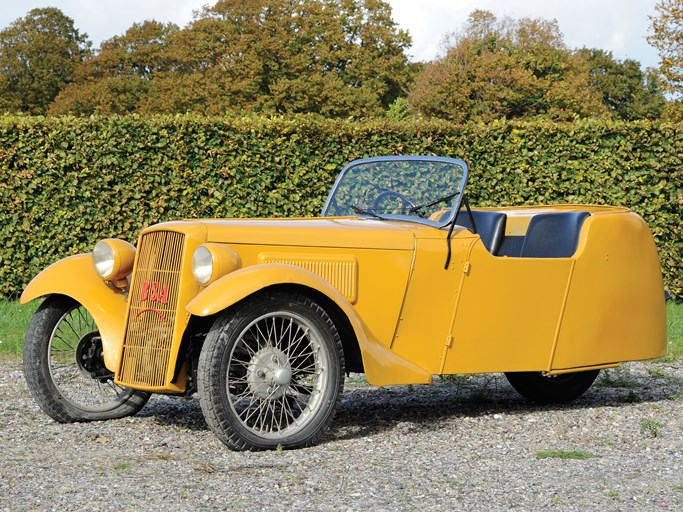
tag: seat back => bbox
[520,211,590,258]
[457,210,507,255]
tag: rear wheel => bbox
[197,292,345,451]
[505,370,599,404]
[23,295,150,422]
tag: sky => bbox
[0,0,662,69]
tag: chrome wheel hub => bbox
[247,347,292,400]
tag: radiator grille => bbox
[118,231,185,388]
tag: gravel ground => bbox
[1,361,682,511]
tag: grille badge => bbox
[141,280,169,304]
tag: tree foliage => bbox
[49,20,179,115]
[579,49,665,120]
[648,0,683,97]
[49,0,412,117]
[0,8,90,114]
[1,3,673,121]
[409,10,608,122]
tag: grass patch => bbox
[662,301,683,362]
[624,390,642,403]
[640,418,664,438]
[346,373,369,387]
[0,299,39,359]
[597,368,640,389]
[536,450,595,460]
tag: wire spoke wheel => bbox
[47,303,129,410]
[198,292,344,451]
[228,312,328,438]
[23,295,150,422]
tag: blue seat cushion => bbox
[457,210,507,255]
[520,211,590,258]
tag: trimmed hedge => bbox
[1,115,681,299]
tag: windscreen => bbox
[322,157,467,225]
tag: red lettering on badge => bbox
[140,280,169,305]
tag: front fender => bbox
[20,254,127,371]
[186,264,431,386]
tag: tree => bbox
[579,49,665,120]
[49,0,412,117]
[0,8,90,114]
[156,0,412,117]
[49,20,179,115]
[648,0,683,97]
[409,10,607,122]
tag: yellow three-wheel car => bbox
[21,156,667,450]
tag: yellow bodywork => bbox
[20,254,128,371]
[21,204,667,392]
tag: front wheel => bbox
[23,295,150,422]
[505,370,599,404]
[197,292,345,451]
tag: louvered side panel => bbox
[118,231,185,388]
[258,254,358,303]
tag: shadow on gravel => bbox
[131,365,682,442]
[327,368,682,443]
[137,395,208,431]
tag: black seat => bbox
[520,211,590,258]
[456,210,507,255]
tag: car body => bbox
[21,156,667,450]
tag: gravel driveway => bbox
[1,360,681,511]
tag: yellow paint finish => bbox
[186,263,432,386]
[444,245,574,373]
[216,243,414,350]
[551,213,667,369]
[200,217,416,250]
[390,235,474,373]
[20,253,127,371]
[21,206,666,392]
[258,253,358,303]
[545,363,620,376]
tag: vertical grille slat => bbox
[118,231,185,388]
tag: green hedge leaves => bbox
[1,115,680,299]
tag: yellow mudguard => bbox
[20,254,127,371]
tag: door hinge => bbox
[463,261,471,274]
[445,334,454,348]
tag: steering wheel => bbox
[372,190,417,214]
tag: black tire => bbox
[23,295,150,422]
[197,292,345,451]
[505,370,600,404]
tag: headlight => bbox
[192,246,214,285]
[192,244,241,286]
[92,239,136,281]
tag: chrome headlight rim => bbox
[93,241,116,280]
[192,245,214,285]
